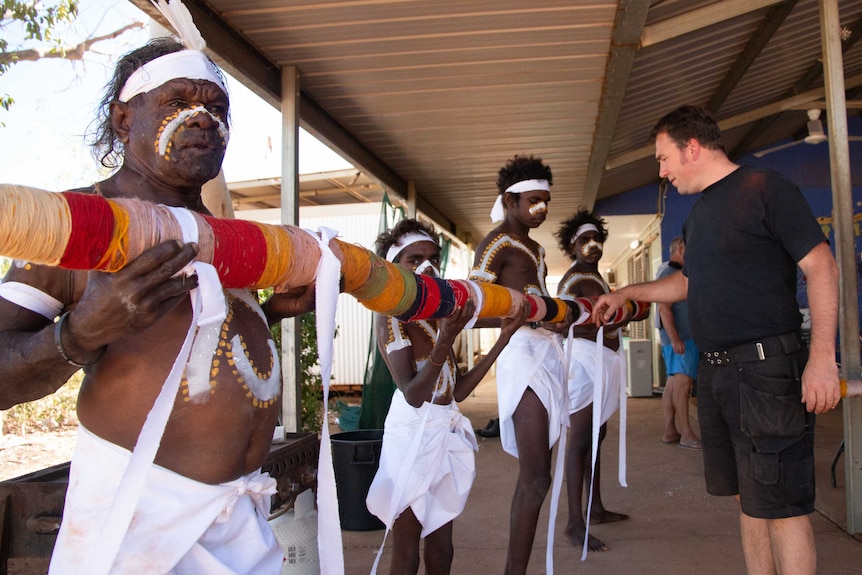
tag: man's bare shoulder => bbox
[473,229,509,252]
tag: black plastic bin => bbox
[331,429,385,531]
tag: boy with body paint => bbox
[366,218,527,574]
[555,209,634,553]
[468,155,571,575]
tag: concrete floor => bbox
[341,374,862,574]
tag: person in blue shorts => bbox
[657,236,701,449]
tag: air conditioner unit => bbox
[626,339,653,397]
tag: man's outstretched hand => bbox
[590,292,628,327]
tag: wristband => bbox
[54,311,105,368]
[428,354,447,368]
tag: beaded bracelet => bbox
[54,311,106,368]
[428,353,447,368]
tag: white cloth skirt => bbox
[495,326,567,458]
[366,390,477,537]
[49,425,283,575]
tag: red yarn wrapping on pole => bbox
[60,192,115,270]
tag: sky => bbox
[0,0,352,192]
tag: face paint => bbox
[529,201,548,216]
[581,239,603,257]
[155,105,230,159]
[415,259,440,277]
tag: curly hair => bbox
[555,208,608,260]
[374,218,438,259]
[87,37,228,169]
[650,105,726,153]
[496,155,553,196]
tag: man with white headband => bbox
[0,27,312,575]
[555,208,634,554]
[469,155,570,574]
[365,218,527,574]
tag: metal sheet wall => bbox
[302,204,380,387]
[237,203,381,387]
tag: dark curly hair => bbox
[87,37,228,169]
[496,155,553,197]
[374,218,439,259]
[650,105,726,153]
[555,208,608,260]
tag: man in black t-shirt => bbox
[592,105,839,575]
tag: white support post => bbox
[819,0,862,532]
[280,66,302,434]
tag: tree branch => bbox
[0,22,145,66]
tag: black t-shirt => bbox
[682,165,826,350]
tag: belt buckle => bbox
[755,342,765,361]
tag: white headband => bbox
[505,179,550,194]
[490,179,551,223]
[385,232,438,263]
[119,50,227,102]
[571,223,600,243]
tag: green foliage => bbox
[1,1,79,114]
[1,1,78,60]
[2,371,82,435]
[297,310,325,432]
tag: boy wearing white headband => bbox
[555,208,633,554]
[469,155,570,574]
[0,23,313,575]
[366,219,527,574]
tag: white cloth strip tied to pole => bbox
[167,206,229,402]
[545,326,573,575]
[82,265,226,573]
[311,226,346,575]
[577,327,628,562]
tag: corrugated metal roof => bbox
[231,169,385,208]
[129,0,862,275]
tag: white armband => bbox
[0,282,63,319]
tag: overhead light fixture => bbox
[630,239,642,250]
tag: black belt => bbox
[703,331,803,366]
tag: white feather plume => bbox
[150,0,207,51]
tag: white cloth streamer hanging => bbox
[544,326,573,575]
[578,327,628,561]
[309,226,346,575]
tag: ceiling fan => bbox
[753,108,862,158]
